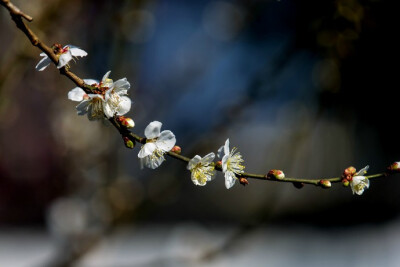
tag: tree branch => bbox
[0,0,396,189]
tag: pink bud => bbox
[267,169,285,180]
[387,162,400,172]
[319,179,332,188]
[171,145,181,154]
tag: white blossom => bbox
[138,121,176,169]
[67,71,131,120]
[350,165,370,195]
[218,139,245,189]
[36,44,87,71]
[187,153,216,186]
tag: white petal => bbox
[84,79,99,86]
[217,146,225,159]
[224,139,230,156]
[142,154,165,169]
[35,56,51,71]
[76,101,90,115]
[156,130,176,152]
[68,87,86,101]
[39,52,46,56]
[138,143,157,158]
[113,78,130,94]
[103,102,114,118]
[57,52,72,68]
[187,155,202,170]
[221,154,229,173]
[144,121,162,139]
[356,165,369,176]
[201,152,215,165]
[101,71,112,84]
[68,46,88,57]
[225,171,236,189]
[116,96,131,116]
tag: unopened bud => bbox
[320,179,332,188]
[123,137,134,149]
[118,116,135,128]
[239,177,249,186]
[342,179,350,187]
[215,161,222,169]
[171,145,181,154]
[342,166,356,180]
[387,162,400,172]
[267,169,285,180]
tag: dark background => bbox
[0,0,399,265]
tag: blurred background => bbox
[1,0,400,266]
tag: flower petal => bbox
[101,71,112,84]
[187,155,202,170]
[76,100,90,115]
[217,146,225,159]
[68,45,88,57]
[200,152,215,165]
[224,139,230,156]
[84,79,99,86]
[356,165,369,176]
[35,56,51,71]
[221,154,229,173]
[138,143,157,158]
[116,96,131,116]
[103,102,114,118]
[113,78,130,94]
[141,154,165,169]
[225,171,236,189]
[68,87,86,101]
[144,121,162,139]
[156,130,176,152]
[57,52,72,68]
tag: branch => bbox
[1,0,397,191]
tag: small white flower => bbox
[67,71,131,120]
[350,165,370,195]
[218,139,245,189]
[36,44,87,71]
[138,121,176,169]
[187,153,216,186]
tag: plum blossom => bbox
[67,71,131,120]
[218,139,245,189]
[36,44,87,71]
[350,165,370,195]
[187,153,216,186]
[138,121,176,169]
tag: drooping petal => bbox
[143,154,165,169]
[138,143,157,158]
[57,52,73,68]
[217,145,225,159]
[144,121,162,139]
[76,100,90,115]
[68,87,86,101]
[116,96,131,116]
[187,155,202,170]
[68,45,88,57]
[102,102,114,118]
[200,152,215,165]
[156,130,176,152]
[113,78,130,94]
[225,171,236,189]
[87,98,105,121]
[35,56,51,71]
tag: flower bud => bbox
[215,161,222,169]
[319,179,332,188]
[387,162,400,172]
[267,169,285,180]
[171,145,181,154]
[342,166,356,180]
[123,137,134,149]
[342,179,350,187]
[239,177,249,186]
[118,116,135,128]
